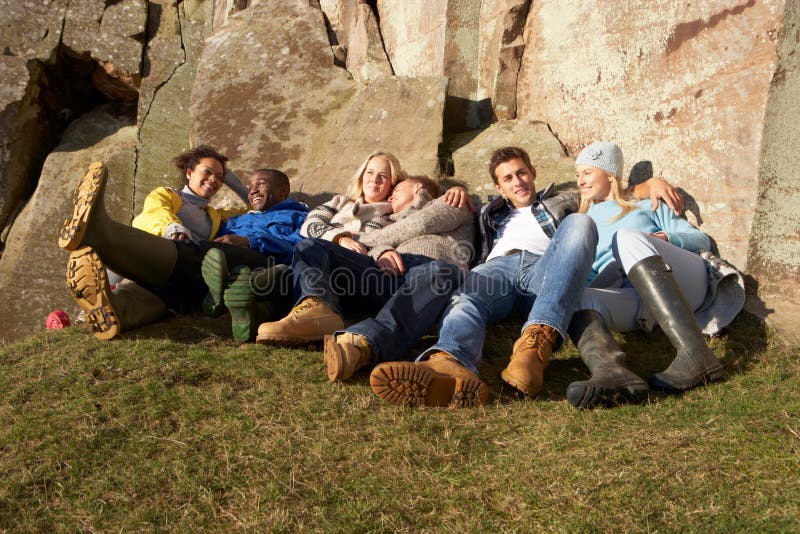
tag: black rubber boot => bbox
[59,162,177,288]
[626,255,724,392]
[566,310,649,409]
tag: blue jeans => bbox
[418,214,598,375]
[292,239,463,361]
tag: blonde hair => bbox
[578,169,639,223]
[346,152,406,202]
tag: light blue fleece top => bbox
[587,199,711,281]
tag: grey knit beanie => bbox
[575,141,624,178]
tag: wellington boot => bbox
[627,255,724,392]
[566,310,649,409]
[501,324,559,396]
[201,248,228,318]
[370,352,489,408]
[224,265,255,342]
[59,162,177,289]
[224,265,293,342]
[324,332,374,382]
[255,297,344,345]
[250,263,292,300]
[66,248,166,340]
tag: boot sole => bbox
[500,368,541,397]
[201,248,228,318]
[649,366,724,392]
[224,266,255,342]
[370,362,488,408]
[66,247,120,340]
[566,382,649,409]
[255,334,326,346]
[59,163,106,251]
[323,335,345,382]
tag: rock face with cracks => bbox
[0,0,798,340]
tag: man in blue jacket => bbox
[200,168,308,339]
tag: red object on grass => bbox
[46,310,71,329]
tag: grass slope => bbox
[1,313,798,532]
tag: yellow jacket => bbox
[132,187,244,239]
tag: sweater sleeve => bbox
[131,187,181,237]
[651,201,711,252]
[300,195,353,241]
[359,197,473,249]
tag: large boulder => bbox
[62,0,148,99]
[134,0,215,214]
[746,0,800,336]
[0,104,137,343]
[516,0,784,269]
[450,120,574,199]
[346,4,393,84]
[377,0,446,77]
[0,0,68,240]
[477,0,531,120]
[190,0,445,203]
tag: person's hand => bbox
[338,236,368,255]
[377,250,405,276]
[170,232,189,241]
[443,186,476,213]
[649,231,669,241]
[647,177,684,215]
[214,234,250,248]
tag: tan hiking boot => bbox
[66,247,120,340]
[256,297,344,345]
[370,352,489,408]
[59,162,106,251]
[501,324,560,396]
[324,332,374,382]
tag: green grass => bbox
[1,313,798,532]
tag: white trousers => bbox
[580,229,708,332]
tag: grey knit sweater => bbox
[359,191,477,271]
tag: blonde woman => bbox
[567,141,743,409]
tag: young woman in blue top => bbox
[566,141,724,409]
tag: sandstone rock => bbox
[319,0,362,49]
[377,0,446,76]
[62,0,147,99]
[135,0,215,214]
[377,0,494,131]
[190,0,446,204]
[0,58,46,241]
[301,76,447,193]
[516,0,784,269]
[212,0,251,31]
[0,0,68,238]
[346,4,394,84]
[0,104,137,343]
[0,0,67,61]
[478,0,531,120]
[746,0,800,336]
[450,120,574,200]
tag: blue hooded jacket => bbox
[217,199,309,264]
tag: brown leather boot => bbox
[370,352,489,408]
[324,333,374,382]
[256,297,344,345]
[501,324,560,396]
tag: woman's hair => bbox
[346,152,406,201]
[174,145,229,179]
[577,169,639,223]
